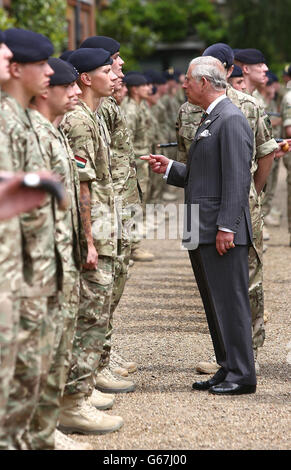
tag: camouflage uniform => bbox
[281,88,291,236]
[99,96,141,369]
[261,98,281,217]
[0,92,59,449]
[0,115,22,450]
[25,110,81,450]
[61,99,117,397]
[121,96,151,203]
[176,84,278,357]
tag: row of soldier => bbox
[0,27,290,451]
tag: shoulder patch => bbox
[74,155,87,168]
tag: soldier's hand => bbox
[140,154,170,174]
[84,244,98,270]
[274,139,291,158]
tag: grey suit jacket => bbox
[167,97,253,245]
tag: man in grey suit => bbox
[141,56,257,395]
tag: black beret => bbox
[123,73,148,86]
[203,43,234,68]
[59,50,74,62]
[229,64,243,78]
[0,30,6,44]
[80,36,120,55]
[48,58,79,86]
[5,28,54,63]
[266,70,278,84]
[68,48,112,74]
[234,48,266,64]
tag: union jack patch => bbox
[74,155,87,168]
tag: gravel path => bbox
[76,163,291,451]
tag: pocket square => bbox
[197,129,211,140]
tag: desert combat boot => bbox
[58,393,123,435]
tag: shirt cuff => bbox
[163,159,174,180]
[218,226,235,233]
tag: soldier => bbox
[228,64,246,92]
[280,65,291,247]
[0,29,23,450]
[0,28,59,450]
[80,35,139,392]
[176,43,279,376]
[121,72,155,261]
[26,58,92,450]
[60,47,124,435]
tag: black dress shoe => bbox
[209,381,256,395]
[192,368,226,391]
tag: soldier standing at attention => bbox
[60,47,124,435]
[27,58,92,450]
[121,72,155,262]
[80,36,139,393]
[0,30,24,450]
[0,28,59,450]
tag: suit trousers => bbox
[188,244,256,385]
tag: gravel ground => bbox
[75,162,291,451]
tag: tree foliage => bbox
[97,0,227,69]
[9,0,67,54]
[225,0,291,72]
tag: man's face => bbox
[0,43,13,84]
[245,62,268,86]
[18,60,54,96]
[47,82,79,116]
[136,83,151,100]
[111,52,124,92]
[89,64,117,98]
[182,65,202,106]
[68,81,82,110]
[229,76,246,92]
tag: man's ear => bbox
[80,72,91,87]
[9,62,22,79]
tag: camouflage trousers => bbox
[262,158,280,217]
[64,256,114,398]
[0,293,19,450]
[249,193,265,356]
[283,152,291,233]
[99,242,131,370]
[25,273,80,450]
[3,294,58,450]
[136,158,150,206]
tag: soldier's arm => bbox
[253,107,278,195]
[79,181,98,270]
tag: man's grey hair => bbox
[189,56,227,90]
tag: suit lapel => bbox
[186,97,231,178]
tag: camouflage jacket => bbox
[0,92,57,296]
[61,99,117,258]
[280,88,291,135]
[121,96,150,157]
[99,96,140,203]
[30,110,82,279]
[0,112,23,293]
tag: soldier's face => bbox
[89,65,117,98]
[111,52,124,79]
[245,62,268,86]
[47,82,78,116]
[229,76,246,92]
[20,61,54,96]
[0,43,13,84]
[136,84,151,100]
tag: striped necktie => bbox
[198,111,208,127]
